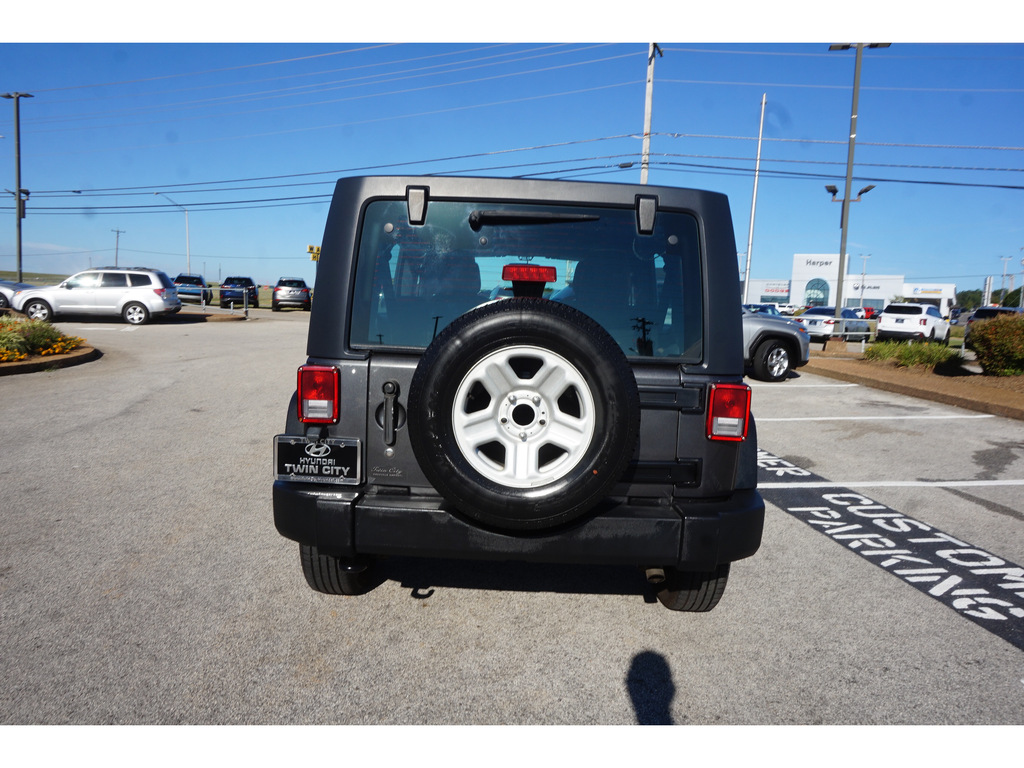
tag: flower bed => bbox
[0,316,85,362]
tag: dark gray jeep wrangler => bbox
[273,176,763,611]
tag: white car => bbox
[0,279,35,309]
[875,302,950,344]
[12,267,182,325]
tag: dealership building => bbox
[743,254,957,315]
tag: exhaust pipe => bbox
[645,567,666,585]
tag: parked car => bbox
[172,273,213,304]
[0,279,35,309]
[875,302,950,344]
[742,307,810,382]
[775,303,799,315]
[11,267,181,325]
[793,307,870,341]
[965,306,1024,347]
[743,303,782,316]
[273,175,764,612]
[219,276,259,308]
[272,277,311,311]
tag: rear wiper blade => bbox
[468,210,600,231]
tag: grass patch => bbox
[865,340,963,370]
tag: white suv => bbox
[875,302,950,343]
[13,267,182,325]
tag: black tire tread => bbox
[657,563,730,612]
[300,544,371,596]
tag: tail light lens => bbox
[298,365,339,424]
[707,383,751,442]
[502,264,556,284]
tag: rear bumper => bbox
[876,329,927,340]
[273,481,764,570]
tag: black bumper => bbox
[273,482,764,570]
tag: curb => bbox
[0,345,102,377]
[802,359,1024,422]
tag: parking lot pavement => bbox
[750,373,1024,652]
[2,318,1023,725]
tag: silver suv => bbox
[741,308,810,382]
[12,267,182,325]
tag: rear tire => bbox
[300,544,373,595]
[122,302,149,325]
[656,563,730,612]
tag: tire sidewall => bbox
[25,299,51,321]
[408,299,640,530]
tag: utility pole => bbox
[2,92,33,283]
[1019,248,1024,309]
[640,43,662,185]
[828,44,889,321]
[1000,255,1012,304]
[742,93,767,303]
[112,228,125,267]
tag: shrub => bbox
[969,315,1024,376]
[865,339,962,369]
[0,317,84,360]
[0,328,29,361]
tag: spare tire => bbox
[407,298,640,531]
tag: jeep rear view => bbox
[273,176,763,611]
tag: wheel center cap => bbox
[500,391,548,440]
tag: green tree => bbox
[956,289,983,309]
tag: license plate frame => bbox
[274,435,361,485]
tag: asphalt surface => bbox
[2,310,1022,731]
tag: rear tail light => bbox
[297,365,339,424]
[707,383,751,442]
[154,288,166,297]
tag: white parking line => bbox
[760,479,1024,489]
[759,414,994,422]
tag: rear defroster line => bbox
[757,449,1024,652]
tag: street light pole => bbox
[111,228,125,268]
[155,192,190,274]
[828,43,888,320]
[2,92,33,283]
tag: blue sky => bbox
[2,7,1022,293]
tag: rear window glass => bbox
[176,276,203,286]
[278,279,306,288]
[349,199,704,361]
[128,273,154,287]
[883,305,923,315]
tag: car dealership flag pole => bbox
[742,93,767,304]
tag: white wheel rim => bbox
[766,347,789,378]
[452,345,596,489]
[126,305,146,323]
[27,303,47,320]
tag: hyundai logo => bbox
[304,442,331,457]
